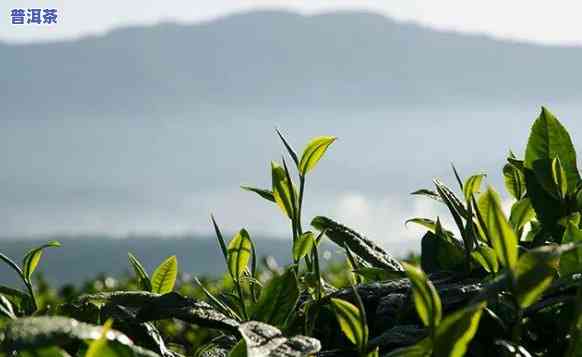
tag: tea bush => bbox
[1,107,582,357]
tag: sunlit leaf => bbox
[402,262,442,329]
[151,255,178,294]
[463,174,486,201]
[524,107,580,195]
[85,319,114,357]
[298,136,336,176]
[271,162,296,219]
[503,162,526,200]
[480,187,518,270]
[509,198,535,233]
[433,302,486,357]
[241,186,275,203]
[551,156,568,199]
[515,245,561,308]
[471,246,499,273]
[559,222,582,277]
[128,252,152,292]
[330,298,367,350]
[227,229,253,281]
[22,241,61,281]
[293,232,316,262]
[0,293,16,319]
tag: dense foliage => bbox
[1,107,582,357]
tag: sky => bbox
[1,0,582,45]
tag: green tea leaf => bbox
[471,246,499,273]
[481,187,518,271]
[383,338,432,356]
[227,229,253,280]
[330,298,367,350]
[293,232,315,261]
[271,162,295,219]
[503,162,526,200]
[275,128,299,167]
[420,232,465,274]
[128,252,152,292]
[433,302,486,357]
[411,189,442,202]
[211,214,229,263]
[22,240,61,281]
[402,262,442,329]
[0,293,16,319]
[298,136,336,176]
[463,174,486,201]
[515,245,560,308]
[241,186,275,203]
[85,319,114,357]
[551,156,568,199]
[524,107,580,195]
[509,197,535,233]
[151,255,178,294]
[559,222,582,277]
[252,268,299,328]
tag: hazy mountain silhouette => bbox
[3,10,582,120]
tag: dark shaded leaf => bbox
[251,268,298,328]
[128,252,152,292]
[238,321,321,357]
[311,216,403,272]
[135,292,240,334]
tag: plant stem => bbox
[235,280,248,320]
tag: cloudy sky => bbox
[1,0,582,45]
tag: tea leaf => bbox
[2,316,159,356]
[330,298,367,350]
[238,321,321,357]
[402,262,442,329]
[151,256,178,294]
[293,231,315,261]
[211,214,229,263]
[22,240,61,281]
[0,293,16,319]
[311,216,404,272]
[515,245,561,308]
[463,174,486,201]
[128,252,152,292]
[560,222,582,277]
[271,162,295,219]
[240,186,275,203]
[509,198,535,233]
[524,107,580,195]
[252,268,299,328]
[433,302,486,357]
[227,229,253,280]
[85,319,114,357]
[383,338,432,356]
[551,156,568,199]
[503,162,526,200]
[275,128,299,167]
[298,136,336,176]
[480,187,518,271]
[495,340,533,356]
[135,292,240,333]
[471,246,499,273]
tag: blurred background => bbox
[1,1,582,285]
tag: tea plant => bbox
[0,107,581,357]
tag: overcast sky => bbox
[1,0,582,45]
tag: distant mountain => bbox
[0,236,308,286]
[2,10,582,121]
